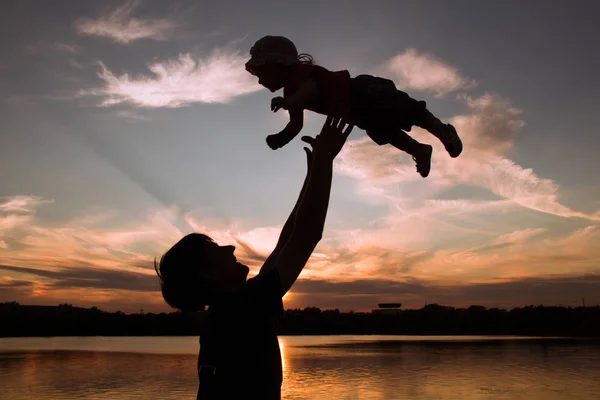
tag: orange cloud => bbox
[1,195,598,312]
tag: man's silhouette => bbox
[155,116,354,399]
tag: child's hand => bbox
[266,133,293,150]
[271,97,286,112]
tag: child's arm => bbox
[266,78,317,149]
[266,108,304,149]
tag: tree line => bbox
[1,302,599,337]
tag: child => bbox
[245,35,463,178]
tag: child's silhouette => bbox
[245,35,463,178]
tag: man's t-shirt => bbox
[196,268,284,400]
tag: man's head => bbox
[155,233,250,312]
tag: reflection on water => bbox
[1,336,599,400]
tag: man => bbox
[155,116,353,399]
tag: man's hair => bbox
[154,233,214,312]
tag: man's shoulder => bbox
[244,268,281,293]
[242,268,284,315]
[211,269,282,309]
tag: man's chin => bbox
[237,262,250,275]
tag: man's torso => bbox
[197,269,284,399]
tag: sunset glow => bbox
[1,1,599,313]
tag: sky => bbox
[1,0,599,313]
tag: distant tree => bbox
[1,302,599,338]
[468,305,486,312]
[303,307,321,314]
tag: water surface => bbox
[1,336,598,399]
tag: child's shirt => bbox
[283,64,351,117]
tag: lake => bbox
[0,335,598,399]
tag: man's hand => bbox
[301,116,353,161]
[271,97,286,112]
[266,132,294,150]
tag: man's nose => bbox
[224,245,235,254]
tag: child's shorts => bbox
[350,74,427,145]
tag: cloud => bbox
[69,59,84,69]
[286,273,600,310]
[3,223,599,311]
[0,264,158,292]
[82,50,261,107]
[0,198,281,279]
[336,92,600,221]
[454,93,525,154]
[183,213,283,269]
[0,195,53,213]
[5,45,598,312]
[75,0,177,44]
[114,110,149,121]
[439,155,600,221]
[0,278,37,302]
[0,214,32,234]
[337,93,525,183]
[24,42,80,55]
[328,48,600,291]
[0,192,599,312]
[1,196,53,249]
[317,222,599,283]
[464,228,548,255]
[0,202,288,311]
[376,48,477,97]
[0,275,162,311]
[494,228,547,245]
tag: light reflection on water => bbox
[0,336,598,400]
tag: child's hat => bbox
[245,36,298,75]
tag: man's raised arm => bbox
[272,116,353,295]
[259,141,313,275]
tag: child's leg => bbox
[393,90,463,158]
[368,128,432,178]
[415,109,463,158]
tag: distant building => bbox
[371,302,402,315]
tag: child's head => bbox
[155,233,249,312]
[245,35,313,92]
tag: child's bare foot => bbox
[442,124,462,158]
[413,144,432,178]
